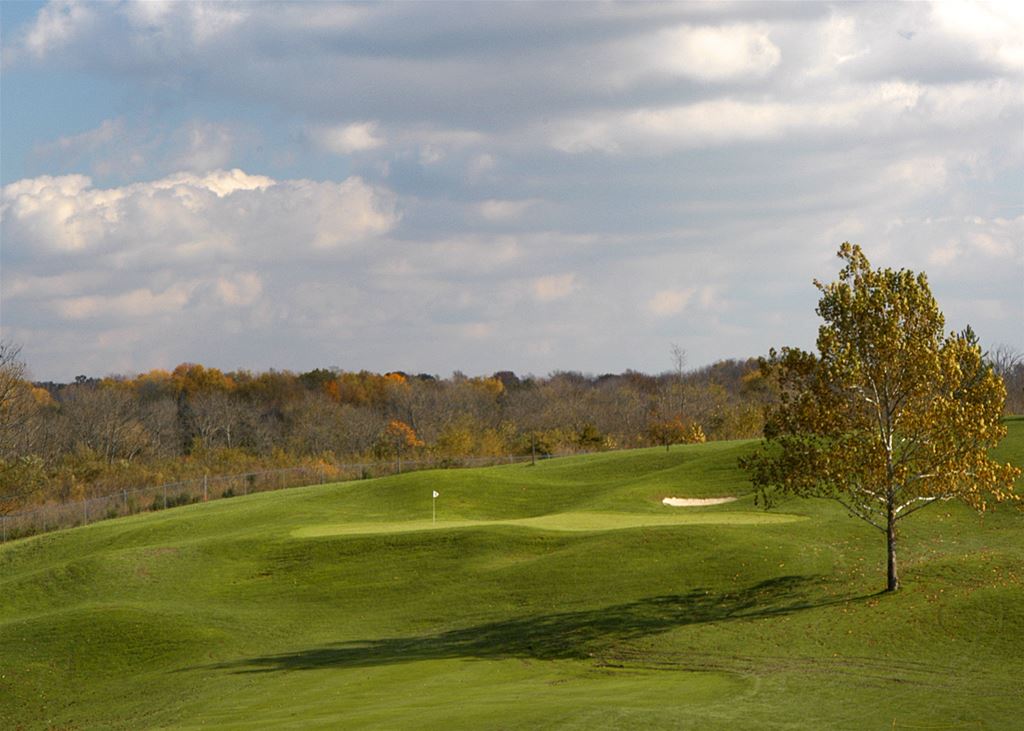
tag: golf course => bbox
[2,420,1022,730]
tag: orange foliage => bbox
[331,371,405,407]
[172,363,235,394]
[383,419,424,452]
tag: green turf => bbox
[294,509,805,538]
[2,427,1023,729]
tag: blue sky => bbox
[1,1,1021,381]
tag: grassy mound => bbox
[2,425,1022,729]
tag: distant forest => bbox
[2,342,1022,513]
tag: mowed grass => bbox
[2,422,1023,730]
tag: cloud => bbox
[1,169,397,259]
[173,121,236,171]
[216,272,263,307]
[374,236,521,279]
[547,79,941,154]
[931,0,1024,73]
[532,273,577,302]
[618,23,782,84]
[646,289,694,317]
[460,322,495,340]
[312,122,386,154]
[3,2,1021,379]
[54,283,195,320]
[3,270,110,300]
[478,199,538,221]
[16,0,96,61]
[28,117,260,181]
[33,118,124,158]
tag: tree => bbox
[741,243,1020,592]
[646,416,703,451]
[60,384,151,464]
[986,344,1024,415]
[0,341,32,459]
[378,419,424,473]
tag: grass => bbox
[1,424,1023,730]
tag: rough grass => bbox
[2,425,1022,730]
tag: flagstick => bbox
[432,495,436,525]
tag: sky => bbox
[1,1,1021,382]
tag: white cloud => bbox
[216,272,263,307]
[375,236,521,279]
[460,322,495,340]
[187,3,246,46]
[3,270,109,300]
[478,199,537,221]
[643,282,716,315]
[546,79,1008,155]
[532,273,577,302]
[33,118,123,157]
[622,23,781,83]
[55,282,195,320]
[931,0,1024,73]
[882,156,949,193]
[18,0,95,60]
[153,169,274,198]
[647,289,694,317]
[173,121,236,171]
[549,98,799,154]
[1,169,397,258]
[3,2,1022,379]
[467,154,496,181]
[313,122,386,154]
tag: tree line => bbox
[1,338,1020,516]
[0,348,771,512]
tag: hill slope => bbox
[2,425,1023,729]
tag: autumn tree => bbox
[378,419,424,473]
[646,417,689,451]
[742,243,1020,592]
[0,342,34,460]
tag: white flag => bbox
[433,490,439,498]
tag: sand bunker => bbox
[662,497,737,507]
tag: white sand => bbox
[661,497,737,507]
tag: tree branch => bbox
[833,497,886,531]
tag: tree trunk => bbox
[886,498,899,592]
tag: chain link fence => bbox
[0,452,555,544]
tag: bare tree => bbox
[987,344,1024,414]
[60,385,151,464]
[0,342,27,452]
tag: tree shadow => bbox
[210,575,865,674]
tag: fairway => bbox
[295,509,806,537]
[2,430,1023,730]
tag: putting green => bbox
[293,510,805,538]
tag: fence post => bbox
[203,474,208,502]
[123,489,128,514]
[163,485,168,510]
[83,498,88,525]
[2,515,6,543]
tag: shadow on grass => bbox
[212,576,867,674]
